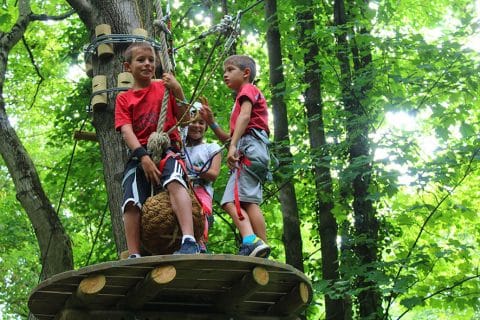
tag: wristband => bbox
[209,122,219,130]
[132,146,149,159]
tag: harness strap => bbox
[233,154,251,221]
[158,150,209,237]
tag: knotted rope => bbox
[148,0,174,164]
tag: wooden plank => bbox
[268,282,310,315]
[56,309,302,320]
[216,266,269,312]
[28,255,312,319]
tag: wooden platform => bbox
[28,254,313,320]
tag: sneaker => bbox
[238,239,271,258]
[128,253,141,259]
[174,239,200,255]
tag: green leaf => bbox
[400,296,425,309]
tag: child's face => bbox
[124,46,155,84]
[223,63,249,90]
[188,119,207,141]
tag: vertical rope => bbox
[154,0,172,73]
[148,0,173,163]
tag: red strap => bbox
[158,150,205,211]
[158,150,174,173]
[158,150,210,237]
[203,215,209,241]
[233,155,252,221]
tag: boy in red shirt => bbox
[200,55,271,258]
[115,42,198,256]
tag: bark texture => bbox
[0,0,73,279]
[296,2,346,318]
[333,0,381,318]
[265,0,304,272]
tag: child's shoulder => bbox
[239,83,263,95]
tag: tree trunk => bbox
[333,0,381,318]
[66,0,164,254]
[296,1,346,318]
[264,0,304,272]
[0,0,73,280]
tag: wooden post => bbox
[132,28,148,37]
[117,72,133,88]
[64,274,106,310]
[267,282,310,315]
[74,130,97,142]
[119,264,176,309]
[91,75,107,110]
[95,24,114,59]
[216,266,269,312]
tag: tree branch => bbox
[65,0,95,30]
[396,273,480,320]
[21,36,43,109]
[384,147,480,317]
[0,0,31,53]
[30,10,76,21]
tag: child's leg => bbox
[121,160,150,258]
[124,203,142,255]
[222,202,255,238]
[166,181,194,236]
[242,203,267,242]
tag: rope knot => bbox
[147,131,171,163]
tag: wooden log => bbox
[95,24,114,59]
[132,28,148,37]
[73,130,97,142]
[267,282,310,315]
[117,72,133,88]
[91,75,107,110]
[119,250,129,260]
[63,274,106,310]
[216,266,269,312]
[120,264,176,310]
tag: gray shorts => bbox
[221,131,270,206]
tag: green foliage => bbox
[1,0,480,319]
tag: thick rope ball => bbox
[147,131,171,163]
[141,190,204,255]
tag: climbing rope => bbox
[147,0,174,164]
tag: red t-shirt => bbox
[115,81,180,145]
[229,83,269,136]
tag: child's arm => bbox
[120,124,161,185]
[199,104,230,143]
[162,73,189,123]
[227,100,252,169]
[196,152,222,182]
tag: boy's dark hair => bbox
[224,55,256,83]
[124,41,154,63]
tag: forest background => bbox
[0,0,479,319]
